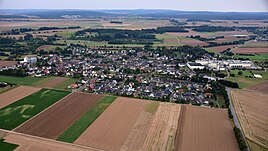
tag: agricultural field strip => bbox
[38,77,68,88]
[0,86,41,109]
[13,92,73,131]
[231,90,268,149]
[14,92,103,139]
[0,128,102,151]
[74,97,149,151]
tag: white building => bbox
[21,56,37,64]
[187,62,204,70]
[195,59,253,70]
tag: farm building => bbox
[187,62,205,70]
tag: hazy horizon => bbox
[0,0,267,12]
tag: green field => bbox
[0,139,18,151]
[0,89,70,130]
[0,76,58,86]
[57,95,117,143]
[227,70,268,88]
[154,34,182,47]
[234,53,268,61]
[53,78,78,90]
[55,40,144,47]
[240,41,268,48]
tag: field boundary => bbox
[12,92,74,131]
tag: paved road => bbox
[227,88,250,151]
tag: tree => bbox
[238,71,243,75]
[24,34,33,41]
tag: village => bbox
[0,45,257,106]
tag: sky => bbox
[0,0,268,12]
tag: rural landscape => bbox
[0,0,267,151]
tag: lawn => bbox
[0,139,18,151]
[53,78,78,90]
[0,89,70,130]
[57,95,117,143]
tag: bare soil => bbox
[3,133,100,151]
[248,80,268,94]
[232,47,268,54]
[15,92,103,139]
[0,61,18,67]
[0,86,41,109]
[208,45,238,52]
[174,105,240,151]
[38,77,68,88]
[231,90,268,150]
[74,97,149,151]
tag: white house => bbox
[187,62,204,70]
[21,56,37,64]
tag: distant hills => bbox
[0,9,267,20]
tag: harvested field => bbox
[0,89,70,130]
[3,133,100,151]
[231,90,268,150]
[179,38,208,46]
[15,92,103,139]
[232,47,268,54]
[0,130,7,139]
[174,105,239,151]
[38,77,68,88]
[208,45,238,52]
[140,102,181,151]
[36,45,50,52]
[0,86,41,109]
[75,97,150,151]
[0,61,18,67]
[247,80,268,94]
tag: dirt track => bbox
[75,97,149,151]
[15,92,103,139]
[0,86,41,109]
[174,105,240,151]
[38,77,68,88]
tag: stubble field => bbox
[231,90,268,150]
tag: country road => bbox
[226,88,251,151]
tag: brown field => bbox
[0,86,41,109]
[140,102,181,151]
[232,47,268,54]
[3,133,100,151]
[38,77,68,88]
[179,38,208,46]
[0,61,18,67]
[15,92,103,139]
[74,97,149,151]
[36,45,50,52]
[75,97,181,151]
[208,45,238,52]
[0,130,7,139]
[174,105,239,151]
[167,30,209,38]
[231,90,268,150]
[247,80,268,94]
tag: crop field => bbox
[0,86,41,109]
[240,41,268,48]
[231,90,268,151]
[174,105,239,151]
[15,92,103,139]
[0,61,18,67]
[178,37,208,46]
[0,89,70,130]
[53,78,78,90]
[3,133,99,151]
[74,97,181,151]
[154,33,181,47]
[207,45,238,52]
[57,95,117,143]
[232,47,268,54]
[36,45,67,52]
[38,77,68,88]
[234,53,268,61]
[0,76,45,86]
[0,139,18,151]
